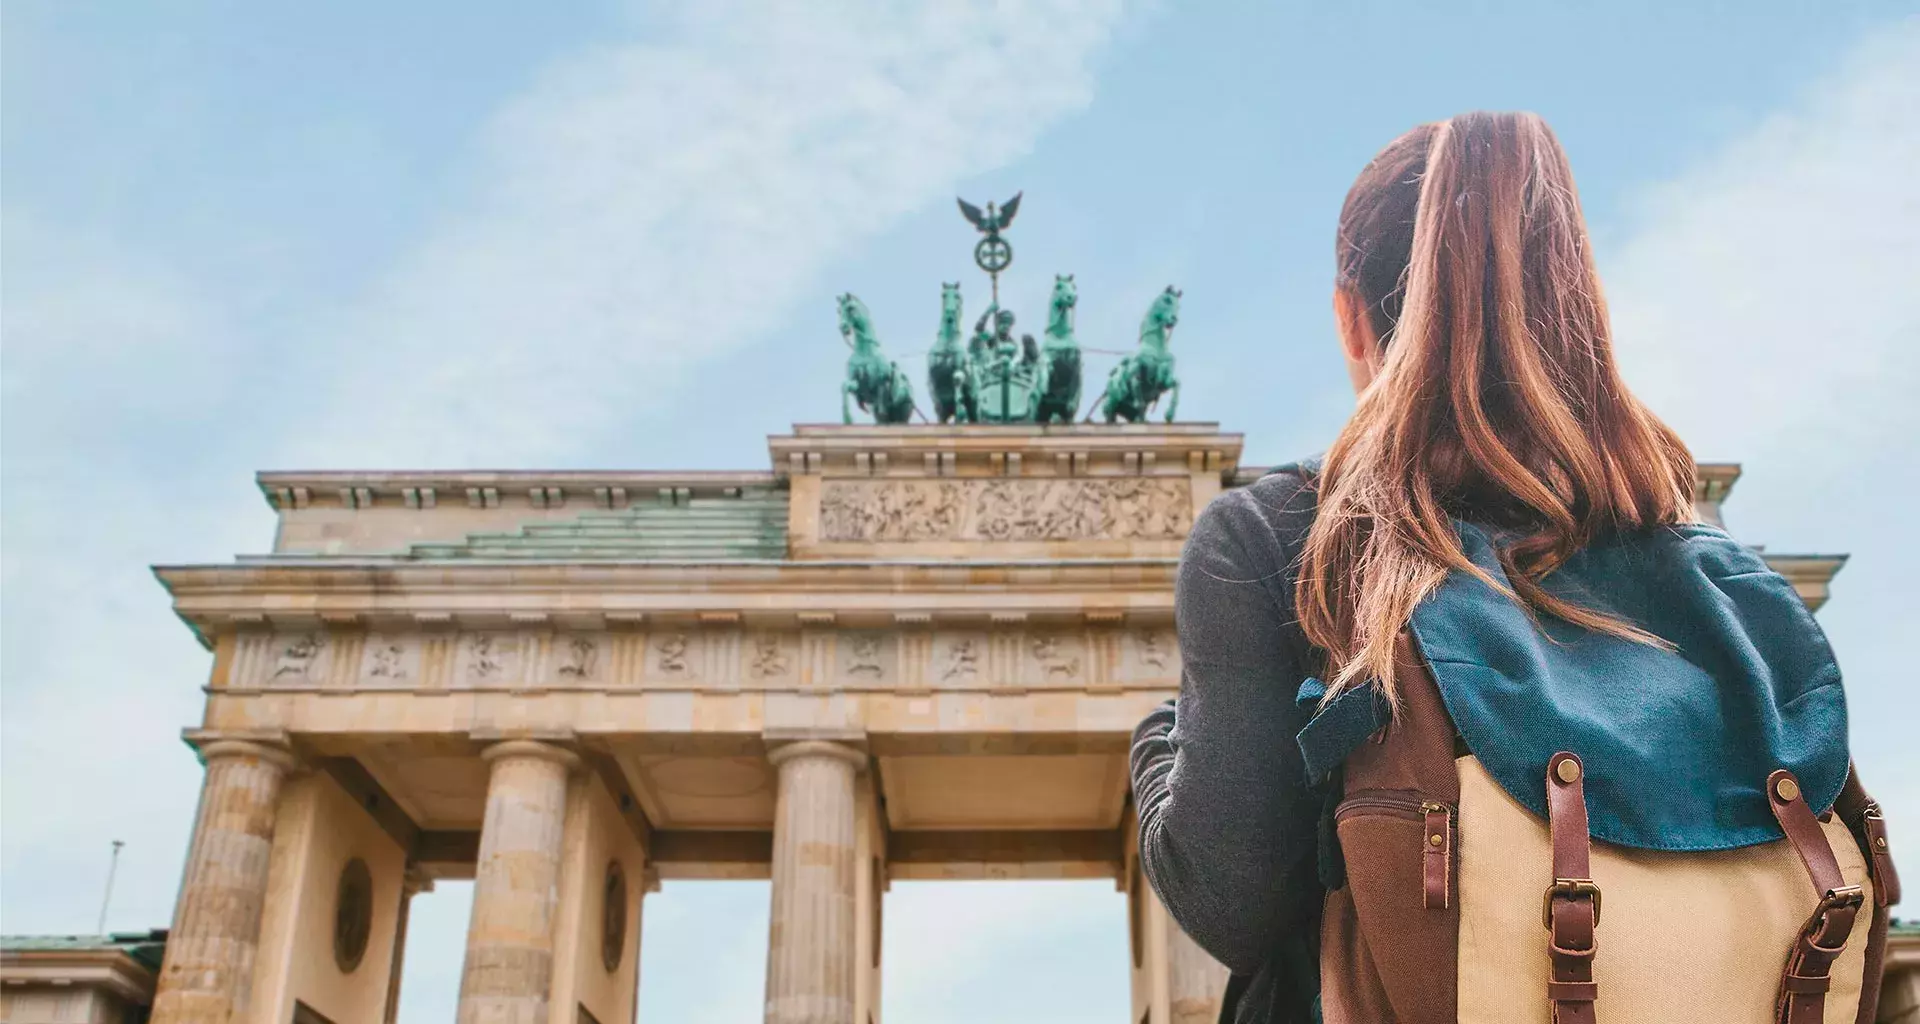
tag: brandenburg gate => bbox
[147,423,1262,1024]
[0,191,1862,1024]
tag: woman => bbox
[1130,112,1894,1023]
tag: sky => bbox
[3,2,1917,1021]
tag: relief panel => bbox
[456,632,526,688]
[551,634,607,685]
[744,633,798,688]
[645,631,701,683]
[818,477,1192,543]
[1026,632,1087,688]
[263,632,332,688]
[359,635,421,689]
[1125,627,1179,682]
[837,631,897,689]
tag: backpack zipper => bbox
[1334,789,1457,911]
[1334,789,1450,822]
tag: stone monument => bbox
[14,197,1871,1023]
[121,427,1853,1024]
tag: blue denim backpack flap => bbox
[1409,521,1848,851]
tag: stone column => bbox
[456,740,579,1024]
[764,740,866,1024]
[1164,924,1229,1024]
[150,738,297,1024]
[383,865,434,1024]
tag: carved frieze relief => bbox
[230,625,1180,692]
[747,634,795,683]
[649,632,697,681]
[459,633,525,687]
[936,634,983,684]
[360,635,420,687]
[838,632,895,687]
[1132,629,1173,674]
[556,635,604,682]
[1029,635,1084,682]
[269,633,329,684]
[818,477,1192,543]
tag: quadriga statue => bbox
[1092,286,1181,423]
[927,282,977,424]
[838,293,916,425]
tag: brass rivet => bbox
[1429,834,1444,847]
[1555,759,1581,784]
[1775,777,1801,803]
[1876,837,1888,849]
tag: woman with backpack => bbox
[1129,111,1897,1024]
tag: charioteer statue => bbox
[838,192,1183,425]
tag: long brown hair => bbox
[1300,111,1697,704]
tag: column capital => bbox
[480,738,582,771]
[402,864,437,897]
[767,739,867,772]
[186,732,299,773]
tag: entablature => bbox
[768,422,1243,480]
[157,558,1179,645]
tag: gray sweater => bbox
[1130,467,1322,1023]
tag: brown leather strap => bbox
[1545,751,1597,1024]
[1768,768,1864,1024]
[1422,801,1451,910]
[1837,767,1900,908]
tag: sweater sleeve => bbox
[1130,477,1321,975]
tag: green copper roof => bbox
[408,490,788,561]
[2,930,168,970]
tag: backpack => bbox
[1304,639,1900,1023]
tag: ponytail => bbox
[1300,112,1697,704]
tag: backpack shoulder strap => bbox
[1768,769,1865,1024]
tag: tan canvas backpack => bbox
[1312,643,1899,1024]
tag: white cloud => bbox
[0,0,1138,1013]
[1,213,263,936]
[288,0,1130,467]
[1604,18,1920,880]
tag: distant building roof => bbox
[1,929,168,971]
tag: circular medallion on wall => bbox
[334,857,373,973]
[602,859,628,972]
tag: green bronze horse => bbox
[838,293,915,425]
[1093,286,1181,424]
[927,282,976,424]
[1033,274,1082,424]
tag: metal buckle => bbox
[1819,885,1866,913]
[1542,878,1603,929]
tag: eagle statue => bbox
[957,192,1022,236]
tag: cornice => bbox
[154,558,1182,644]
[769,422,1243,479]
[0,949,156,1001]
[1693,462,1741,503]
[255,469,777,511]
[1759,553,1848,612]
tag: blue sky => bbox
[4,3,1916,1021]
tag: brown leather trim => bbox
[1545,751,1597,1024]
[1855,902,1889,1024]
[1422,802,1451,910]
[1768,768,1863,1024]
[1836,767,1900,908]
[1836,766,1895,1024]
[1343,638,1462,801]
[1329,638,1461,1023]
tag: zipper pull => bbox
[1420,801,1452,910]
